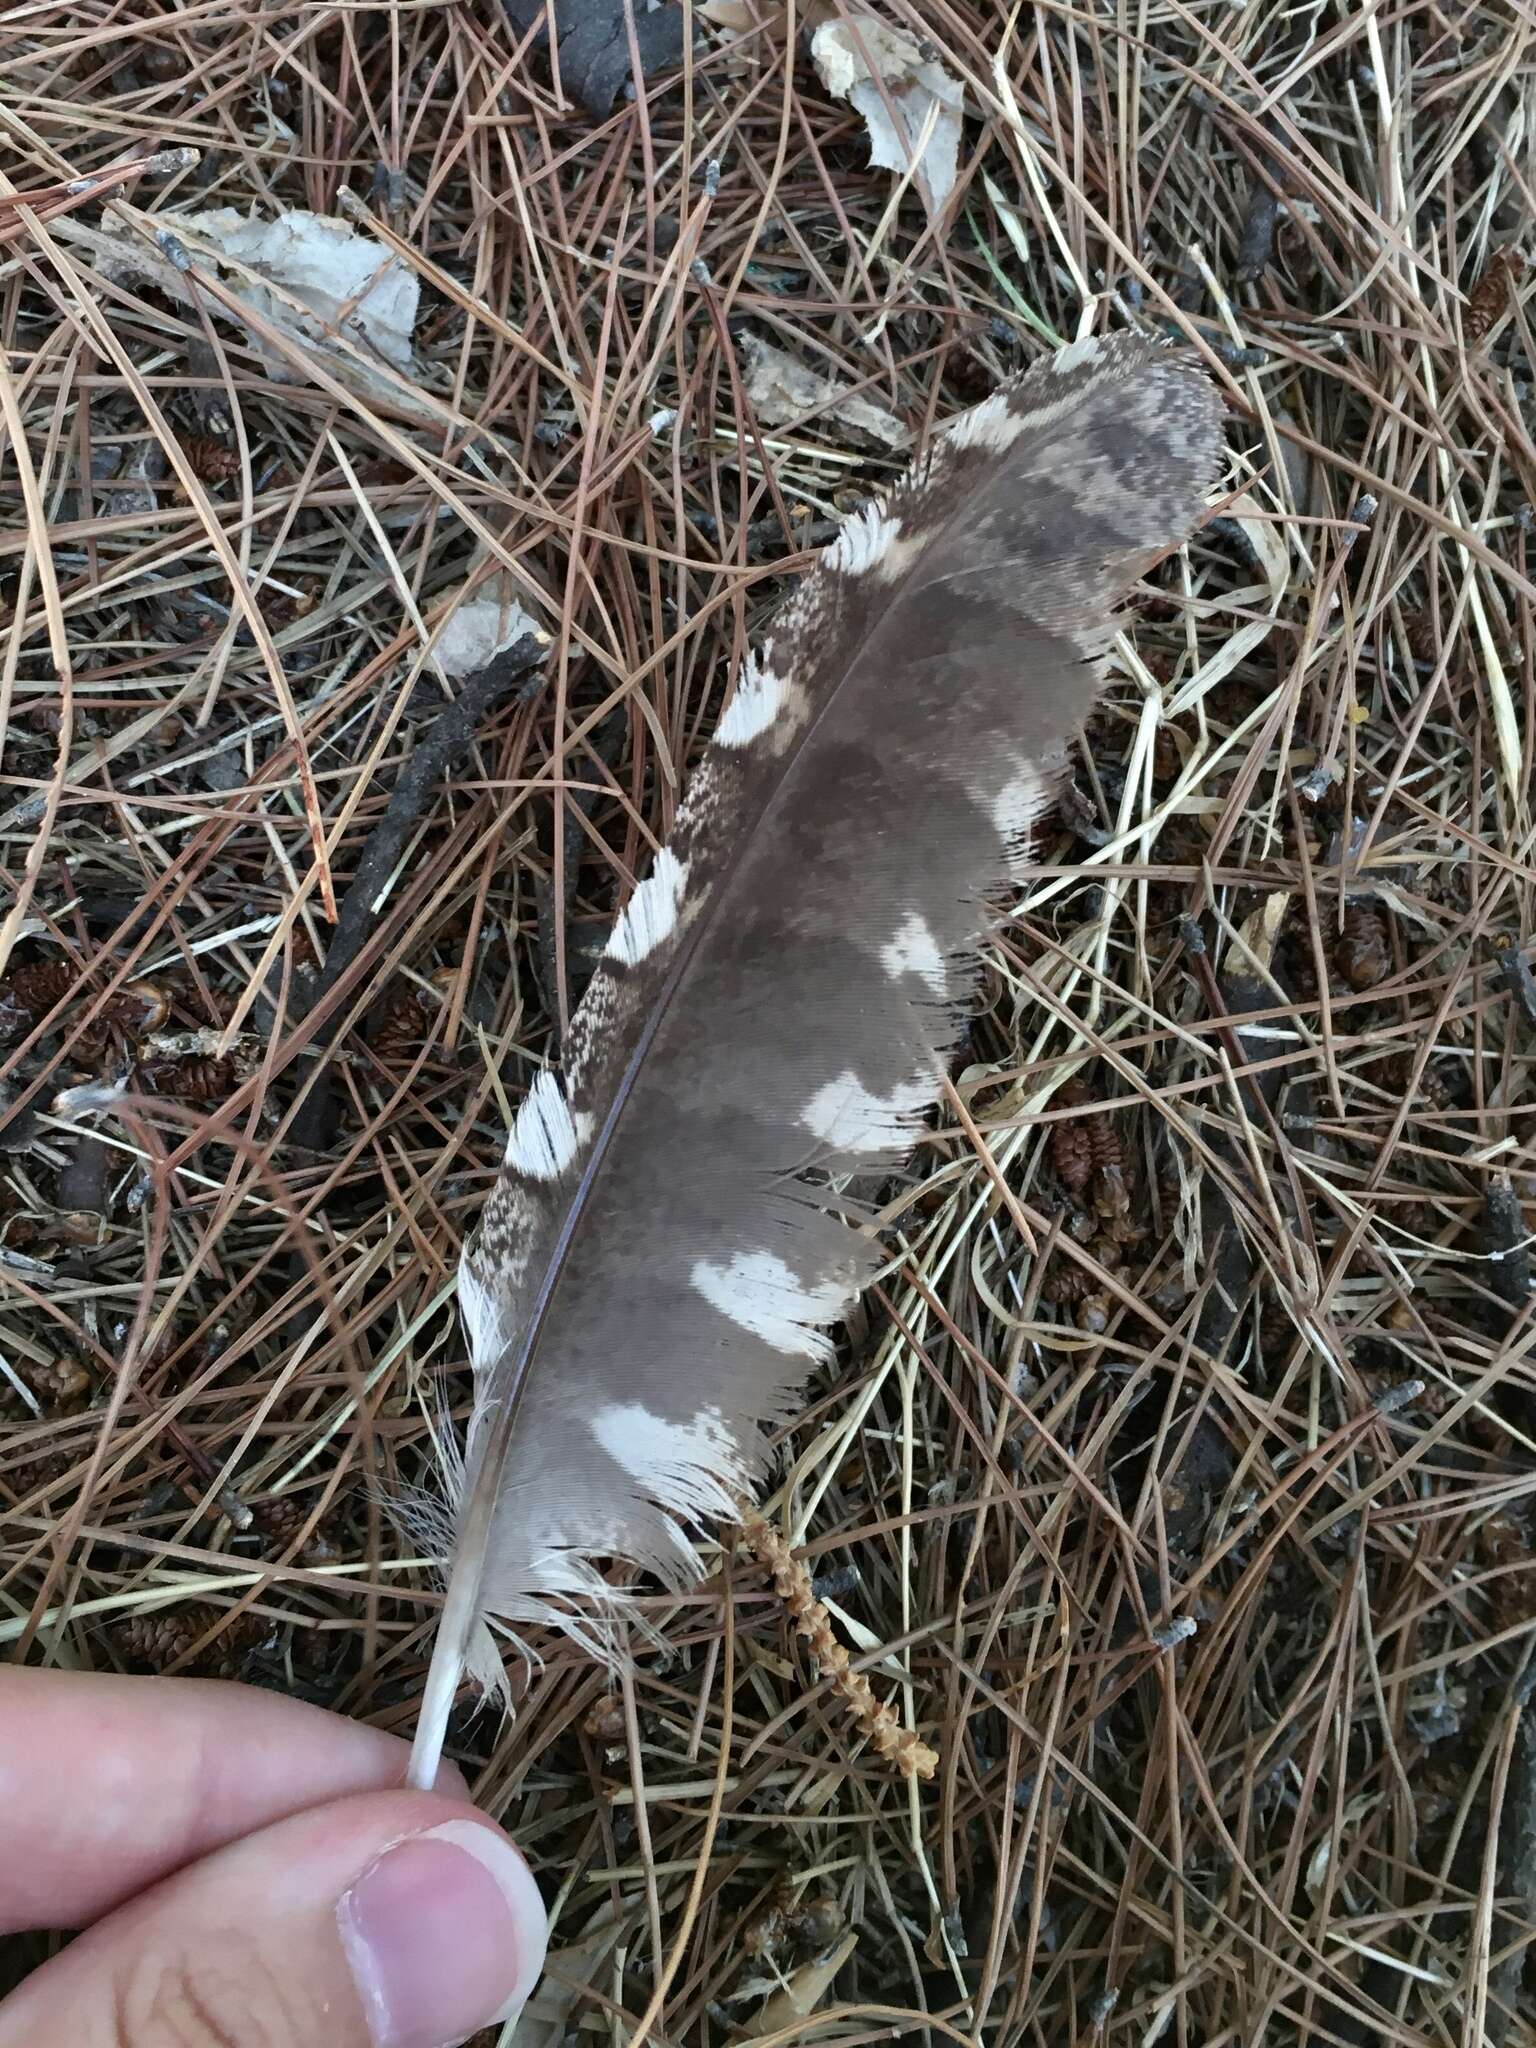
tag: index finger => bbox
[0,1666,463,1932]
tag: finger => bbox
[0,1667,465,1931]
[0,1789,548,2048]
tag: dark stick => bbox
[1235,182,1281,284]
[1492,935,1536,1027]
[288,636,547,1154]
[1482,1175,1532,1314]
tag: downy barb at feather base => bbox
[407,333,1225,1788]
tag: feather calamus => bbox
[407,333,1225,1786]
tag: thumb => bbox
[0,1790,547,2048]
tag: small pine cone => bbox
[370,986,433,1061]
[256,1495,339,1566]
[1049,1082,1094,1194]
[119,1608,199,1670]
[78,980,171,1054]
[118,1602,266,1676]
[1041,1253,1095,1307]
[137,1055,237,1100]
[1416,1060,1455,1112]
[1335,904,1390,992]
[582,1694,626,1745]
[1087,1113,1123,1177]
[256,1495,307,1547]
[787,1896,844,1956]
[1368,1052,1458,1115]
[0,959,76,1037]
[1465,248,1525,345]
[1053,1123,1094,1194]
[179,432,241,482]
[24,1354,92,1410]
[1075,1292,1112,1335]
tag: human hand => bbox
[0,1666,548,2047]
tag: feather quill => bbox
[407,333,1224,1787]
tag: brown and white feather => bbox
[407,334,1224,1783]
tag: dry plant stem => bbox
[407,1488,496,1789]
[737,1502,938,1782]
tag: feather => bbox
[406,333,1225,1786]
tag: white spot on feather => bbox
[691,1250,849,1358]
[828,504,924,582]
[880,912,947,996]
[801,1068,933,1154]
[715,652,787,748]
[591,1401,746,1520]
[456,1256,507,1364]
[1051,335,1103,374]
[991,761,1048,843]
[941,389,1027,455]
[605,849,688,967]
[941,344,1136,458]
[505,1068,590,1180]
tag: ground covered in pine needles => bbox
[2,3,1535,2042]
